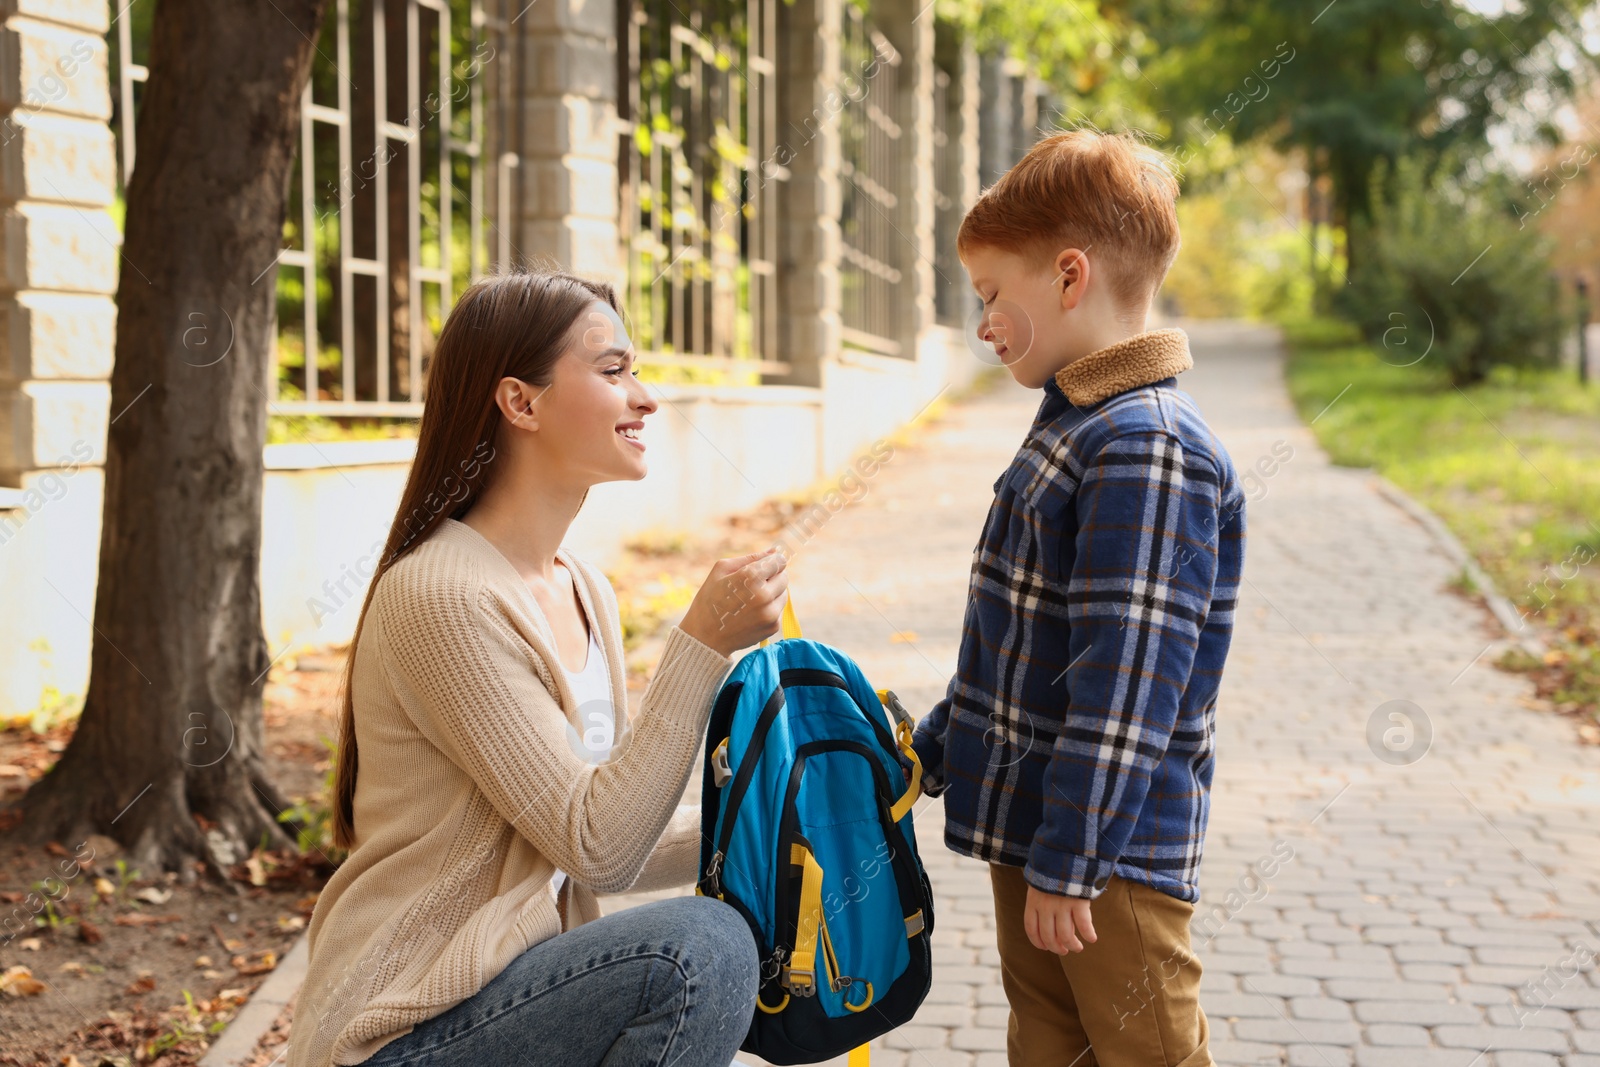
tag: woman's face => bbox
[528,300,657,485]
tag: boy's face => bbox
[960,242,1119,390]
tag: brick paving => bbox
[607,320,1600,1067]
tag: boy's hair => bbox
[958,128,1181,317]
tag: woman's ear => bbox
[494,377,544,431]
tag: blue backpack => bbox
[695,599,936,1064]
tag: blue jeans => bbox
[362,896,760,1067]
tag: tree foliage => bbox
[1123,0,1592,238]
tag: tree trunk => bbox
[16,0,331,879]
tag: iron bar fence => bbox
[838,0,903,356]
[110,0,523,416]
[617,0,787,378]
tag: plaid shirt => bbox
[911,361,1246,903]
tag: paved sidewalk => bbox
[610,320,1600,1067]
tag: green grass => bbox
[1281,315,1600,728]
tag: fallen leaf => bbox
[93,878,114,899]
[61,1055,84,1067]
[124,973,156,994]
[231,950,277,976]
[132,887,171,905]
[113,913,183,927]
[0,763,24,777]
[0,965,45,996]
[201,968,224,979]
[0,891,24,903]
[194,955,213,968]
[216,987,250,1004]
[276,915,306,932]
[78,920,102,944]
[44,841,69,857]
[245,851,267,887]
[19,937,40,951]
[58,961,87,976]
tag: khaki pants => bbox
[988,864,1213,1067]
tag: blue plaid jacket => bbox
[911,330,1246,903]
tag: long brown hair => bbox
[330,265,622,850]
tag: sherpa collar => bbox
[1052,327,1193,406]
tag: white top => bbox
[552,598,614,896]
[562,624,614,755]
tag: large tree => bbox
[17,0,331,875]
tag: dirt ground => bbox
[0,667,343,1066]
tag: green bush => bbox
[1276,314,1362,350]
[1337,155,1564,387]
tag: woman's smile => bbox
[616,420,646,451]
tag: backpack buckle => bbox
[781,966,816,996]
[880,689,914,732]
[711,739,732,788]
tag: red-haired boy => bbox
[911,129,1247,1067]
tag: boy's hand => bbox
[1025,885,1097,955]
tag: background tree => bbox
[1340,153,1564,386]
[17,0,331,875]
[1123,0,1590,285]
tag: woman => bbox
[287,268,785,1067]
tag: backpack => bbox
[695,598,936,1065]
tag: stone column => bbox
[946,35,981,326]
[876,0,934,358]
[977,50,1013,187]
[956,39,981,215]
[769,0,842,389]
[514,0,623,290]
[0,0,117,489]
[1008,58,1035,161]
[0,0,117,717]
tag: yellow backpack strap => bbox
[784,839,824,996]
[759,595,803,649]
[877,690,922,821]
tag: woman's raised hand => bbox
[678,547,789,658]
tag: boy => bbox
[910,129,1246,1067]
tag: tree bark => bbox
[16,0,331,878]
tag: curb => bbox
[199,931,308,1067]
[1367,473,1544,658]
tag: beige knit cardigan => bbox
[287,518,735,1067]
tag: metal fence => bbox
[837,1,904,356]
[617,0,787,378]
[932,53,960,327]
[111,0,523,416]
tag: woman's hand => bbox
[678,547,789,658]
